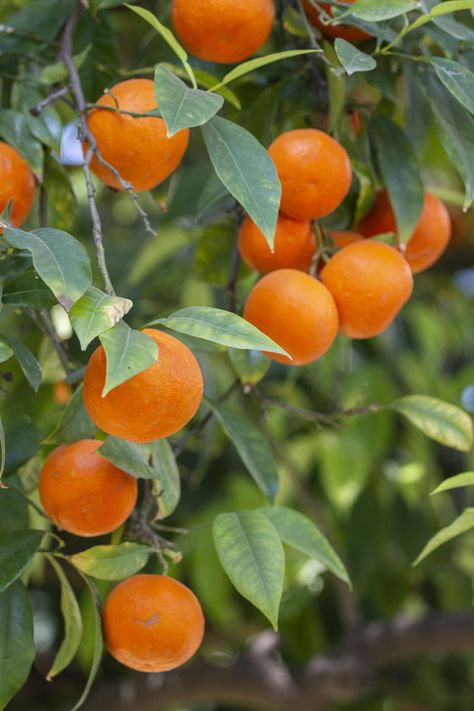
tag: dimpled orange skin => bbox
[243,269,339,365]
[83,329,204,443]
[103,574,205,672]
[268,129,352,221]
[303,0,372,43]
[321,241,413,339]
[0,142,35,231]
[239,214,316,273]
[86,79,189,192]
[357,190,452,274]
[39,440,138,537]
[171,0,275,64]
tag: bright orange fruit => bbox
[239,213,316,273]
[0,142,35,231]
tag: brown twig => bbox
[256,393,380,429]
[30,85,71,117]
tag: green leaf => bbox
[213,510,284,629]
[334,39,377,75]
[430,58,474,115]
[6,336,41,391]
[0,418,5,485]
[210,49,322,90]
[0,530,43,594]
[45,385,96,445]
[98,437,156,479]
[125,4,197,88]
[350,0,419,21]
[70,574,103,711]
[207,400,279,501]
[324,41,347,134]
[369,115,424,242]
[0,581,35,710]
[154,64,223,138]
[259,506,351,586]
[0,341,13,364]
[69,543,150,581]
[201,117,281,249]
[391,395,473,452]
[229,349,270,388]
[150,440,181,519]
[99,321,158,396]
[431,472,474,495]
[70,286,132,351]
[1,270,57,309]
[164,64,241,109]
[149,307,290,357]
[414,508,474,565]
[43,155,77,231]
[3,227,92,311]
[46,556,83,680]
[0,109,43,176]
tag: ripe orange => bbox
[0,142,35,231]
[83,329,203,443]
[39,440,138,537]
[321,240,413,339]
[243,269,339,365]
[303,0,372,43]
[268,129,352,221]
[103,574,204,672]
[239,214,316,273]
[357,190,452,274]
[330,230,363,249]
[86,79,189,192]
[171,0,275,64]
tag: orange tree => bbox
[1,1,474,710]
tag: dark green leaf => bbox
[414,508,474,565]
[70,574,103,711]
[213,510,284,629]
[7,337,41,391]
[46,556,83,679]
[98,437,156,479]
[46,385,96,445]
[334,39,377,75]
[1,270,57,309]
[69,543,150,581]
[431,57,474,115]
[0,480,28,532]
[70,286,132,350]
[0,581,35,709]
[0,530,43,594]
[99,321,158,396]
[431,472,474,495]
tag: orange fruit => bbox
[243,269,339,365]
[268,129,352,221]
[321,240,413,339]
[303,0,372,43]
[357,190,451,274]
[0,142,35,231]
[330,230,363,249]
[39,440,138,537]
[103,574,204,672]
[171,0,275,64]
[83,329,203,443]
[86,79,189,192]
[238,214,316,273]
[53,380,72,405]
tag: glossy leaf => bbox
[46,385,96,444]
[0,530,43,594]
[207,400,279,501]
[350,0,419,21]
[150,440,181,519]
[414,508,474,565]
[391,395,473,452]
[150,307,289,357]
[154,64,223,137]
[369,115,424,242]
[3,227,92,311]
[0,581,35,710]
[431,472,474,495]
[7,337,41,391]
[334,39,377,75]
[99,321,158,396]
[431,57,474,114]
[70,286,132,350]
[70,574,103,711]
[69,543,150,581]
[213,510,284,629]
[211,49,321,90]
[259,506,351,586]
[201,117,281,249]
[47,556,83,680]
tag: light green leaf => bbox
[431,472,474,495]
[201,117,281,249]
[70,286,132,351]
[154,64,223,137]
[0,341,13,364]
[46,556,83,680]
[350,0,419,21]
[99,321,158,396]
[414,508,474,565]
[45,385,96,445]
[7,337,41,391]
[334,38,377,75]
[431,57,474,115]
[207,400,279,501]
[70,574,103,711]
[213,510,284,629]
[0,581,35,710]
[391,395,473,452]
[125,4,197,88]
[259,506,351,586]
[229,349,270,388]
[210,49,321,90]
[150,440,181,519]
[149,307,289,357]
[69,543,150,581]
[0,530,43,594]
[369,115,424,242]
[3,227,92,311]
